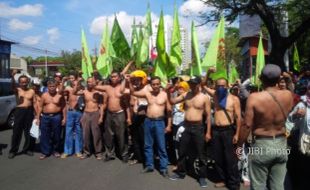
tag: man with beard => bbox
[36,79,66,159]
[8,70,36,159]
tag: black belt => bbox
[147,116,165,121]
[254,134,286,139]
[184,120,202,125]
[68,108,80,112]
[41,112,61,117]
[213,124,235,131]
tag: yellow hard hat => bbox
[130,70,147,84]
[178,81,190,92]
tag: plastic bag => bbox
[30,119,40,139]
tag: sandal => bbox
[39,154,47,160]
[53,152,61,158]
[80,154,89,160]
[96,155,103,160]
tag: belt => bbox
[68,108,80,112]
[147,116,165,121]
[41,112,61,117]
[213,124,235,131]
[108,110,124,114]
[184,120,202,125]
[254,134,286,139]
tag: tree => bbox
[225,27,242,67]
[58,50,82,75]
[197,0,310,71]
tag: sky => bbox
[0,0,221,58]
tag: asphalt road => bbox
[0,127,248,190]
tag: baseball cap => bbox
[188,76,201,84]
[261,64,281,80]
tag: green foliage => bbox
[225,27,242,67]
[58,50,82,75]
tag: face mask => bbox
[216,87,228,109]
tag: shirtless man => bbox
[78,77,104,160]
[61,73,84,158]
[8,71,36,159]
[127,76,172,177]
[238,64,294,190]
[36,79,66,159]
[95,71,129,162]
[168,76,211,188]
[207,78,241,190]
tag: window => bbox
[0,80,14,96]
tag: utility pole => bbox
[45,49,48,77]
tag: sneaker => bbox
[39,154,48,160]
[160,170,169,178]
[169,173,185,181]
[142,167,154,173]
[53,152,61,158]
[61,154,68,159]
[8,152,16,159]
[96,154,103,160]
[199,178,208,188]
[128,159,138,165]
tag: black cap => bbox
[188,76,201,84]
[261,64,281,80]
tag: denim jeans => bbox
[144,118,168,172]
[64,110,83,155]
[40,113,62,155]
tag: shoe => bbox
[142,167,154,173]
[214,182,226,188]
[169,173,185,181]
[198,178,208,188]
[160,170,169,178]
[104,156,115,162]
[61,154,68,159]
[39,154,47,160]
[76,153,83,158]
[8,152,16,159]
[24,151,34,156]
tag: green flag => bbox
[136,27,149,67]
[208,16,227,80]
[254,32,265,86]
[97,19,116,78]
[228,61,239,84]
[81,28,93,79]
[169,4,182,77]
[190,21,202,76]
[145,2,152,37]
[154,10,168,86]
[130,18,139,57]
[202,16,225,69]
[111,16,131,60]
[293,43,301,72]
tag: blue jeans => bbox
[144,118,168,172]
[64,110,83,155]
[40,113,62,155]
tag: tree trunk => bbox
[268,47,287,71]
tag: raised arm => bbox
[11,70,18,94]
[120,60,134,76]
[126,75,147,98]
[94,84,109,92]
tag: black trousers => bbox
[130,114,145,162]
[175,122,207,178]
[103,111,128,159]
[211,125,240,190]
[10,107,35,153]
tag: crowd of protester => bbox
[3,62,310,190]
